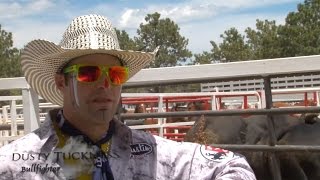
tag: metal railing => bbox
[1,55,320,180]
[201,74,320,92]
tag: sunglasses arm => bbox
[70,75,81,108]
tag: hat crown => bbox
[60,14,120,50]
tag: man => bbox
[0,14,256,180]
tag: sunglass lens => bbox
[78,66,101,82]
[109,66,128,85]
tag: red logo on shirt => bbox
[200,145,234,162]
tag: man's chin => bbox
[92,101,113,108]
[92,110,113,121]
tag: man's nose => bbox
[96,75,110,89]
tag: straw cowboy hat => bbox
[21,14,158,106]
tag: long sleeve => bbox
[189,144,256,180]
[212,154,256,180]
[0,163,14,180]
[155,136,256,180]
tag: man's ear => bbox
[55,74,66,91]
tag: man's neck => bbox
[61,109,110,142]
[74,123,110,142]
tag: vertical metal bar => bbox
[22,88,40,134]
[165,99,169,112]
[304,92,308,106]
[243,95,248,109]
[260,90,266,108]
[315,92,320,106]
[4,106,8,145]
[263,76,282,180]
[117,95,123,122]
[256,91,262,109]
[0,107,2,146]
[150,104,154,123]
[2,106,9,145]
[10,100,17,136]
[211,95,217,110]
[158,95,164,137]
[0,126,2,147]
[313,92,317,105]
[0,108,2,123]
[2,106,8,124]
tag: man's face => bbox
[56,54,123,125]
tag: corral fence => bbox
[1,55,320,180]
[121,55,320,180]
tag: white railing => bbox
[202,74,320,92]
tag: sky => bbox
[0,0,303,54]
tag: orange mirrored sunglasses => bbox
[64,64,129,85]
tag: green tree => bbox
[193,20,282,64]
[279,0,320,57]
[192,41,225,65]
[245,20,281,59]
[135,12,192,68]
[213,28,250,62]
[193,52,213,64]
[115,28,139,51]
[191,28,250,64]
[0,25,21,78]
[130,12,193,93]
[0,25,22,100]
[192,0,320,66]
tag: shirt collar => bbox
[55,109,115,146]
[39,109,132,155]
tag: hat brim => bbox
[21,39,157,106]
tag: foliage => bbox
[279,0,320,57]
[218,28,251,61]
[192,0,320,64]
[193,28,251,63]
[0,25,22,105]
[115,28,139,51]
[0,25,21,78]
[135,12,192,68]
[245,20,282,59]
[120,12,194,93]
[193,51,214,65]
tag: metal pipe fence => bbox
[1,55,320,180]
[120,107,320,119]
[206,144,320,153]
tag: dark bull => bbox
[184,114,320,180]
